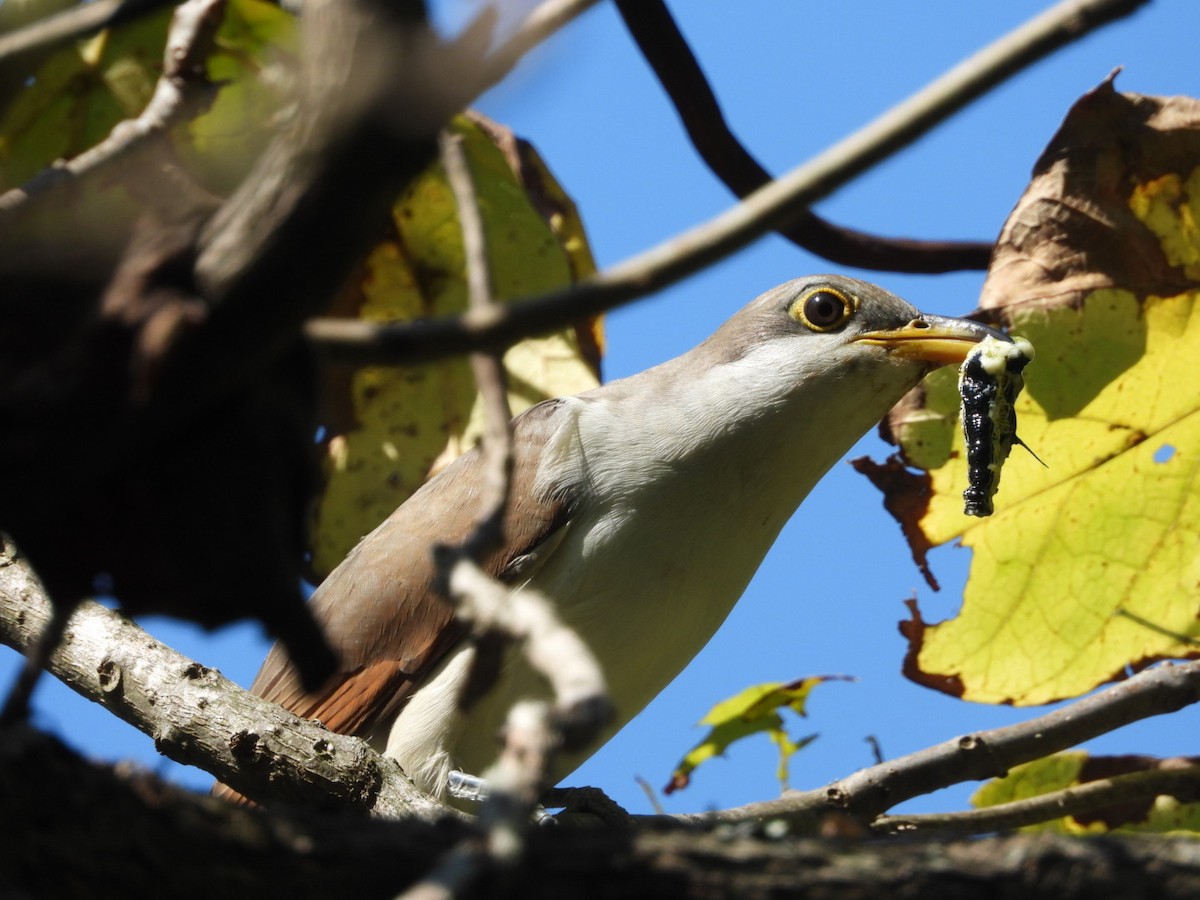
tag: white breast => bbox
[384,336,926,793]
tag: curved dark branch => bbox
[615,0,992,274]
[307,0,1150,367]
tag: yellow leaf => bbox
[863,79,1200,705]
[308,115,602,578]
[173,0,298,193]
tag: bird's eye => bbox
[790,288,854,332]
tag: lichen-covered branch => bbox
[0,543,446,820]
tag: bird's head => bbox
[672,274,1008,461]
[705,274,1005,395]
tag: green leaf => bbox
[0,9,172,189]
[663,676,848,795]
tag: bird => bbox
[230,275,1005,801]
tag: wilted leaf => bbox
[663,676,848,795]
[972,751,1200,834]
[862,77,1200,705]
[308,114,602,578]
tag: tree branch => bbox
[5,520,1198,838]
[875,761,1200,837]
[6,725,1200,900]
[304,0,1151,367]
[680,661,1200,829]
[0,544,449,820]
[615,0,993,273]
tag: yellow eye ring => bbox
[789,287,855,332]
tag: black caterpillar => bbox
[960,337,1035,517]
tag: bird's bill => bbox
[852,314,1008,367]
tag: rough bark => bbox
[3,725,1199,900]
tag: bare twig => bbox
[876,761,1200,837]
[0,0,227,214]
[615,0,993,273]
[437,126,609,750]
[441,128,514,554]
[398,129,522,899]
[482,0,604,89]
[305,0,1150,366]
[402,128,611,897]
[677,660,1200,829]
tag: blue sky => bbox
[5,1,1200,818]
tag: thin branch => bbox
[400,129,522,898]
[676,660,1200,829]
[0,0,226,214]
[441,128,513,555]
[875,761,1200,837]
[403,129,612,895]
[305,0,1150,367]
[615,0,993,273]
[436,127,609,744]
[481,0,604,89]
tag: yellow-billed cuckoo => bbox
[241,275,1003,798]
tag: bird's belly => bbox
[447,485,790,782]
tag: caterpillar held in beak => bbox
[959,335,1037,517]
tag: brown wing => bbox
[249,398,577,741]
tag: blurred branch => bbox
[306,0,1150,366]
[482,0,602,88]
[410,132,612,896]
[679,660,1200,830]
[0,0,169,65]
[179,0,600,414]
[615,0,992,274]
